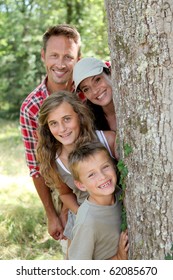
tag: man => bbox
[20,24,81,247]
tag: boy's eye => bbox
[103,164,110,169]
[88,173,95,178]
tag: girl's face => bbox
[79,72,112,107]
[47,101,80,147]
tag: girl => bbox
[36,90,118,240]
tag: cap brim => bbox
[75,66,104,90]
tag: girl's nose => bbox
[59,122,66,132]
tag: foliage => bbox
[165,244,173,260]
[117,143,133,231]
[0,119,63,259]
[0,0,109,119]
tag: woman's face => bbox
[79,72,112,107]
[47,101,80,147]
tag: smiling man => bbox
[20,24,81,254]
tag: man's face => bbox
[41,35,80,90]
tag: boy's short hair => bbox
[68,141,114,181]
[42,24,81,56]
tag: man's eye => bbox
[65,55,73,60]
[51,54,58,58]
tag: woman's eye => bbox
[83,88,89,94]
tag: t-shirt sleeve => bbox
[68,224,95,260]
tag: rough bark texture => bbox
[105,0,173,259]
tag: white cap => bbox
[73,57,108,90]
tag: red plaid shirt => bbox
[20,61,110,177]
[20,77,51,177]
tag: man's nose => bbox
[56,57,66,69]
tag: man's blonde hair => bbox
[42,23,81,56]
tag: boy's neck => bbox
[88,194,115,206]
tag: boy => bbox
[68,141,128,260]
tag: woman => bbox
[73,57,116,131]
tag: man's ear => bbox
[41,48,45,63]
[74,180,87,192]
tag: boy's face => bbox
[75,150,117,201]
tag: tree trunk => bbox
[105,0,173,259]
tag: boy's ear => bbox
[74,180,87,192]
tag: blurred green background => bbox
[0,0,109,260]
[0,0,109,119]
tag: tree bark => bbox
[105,0,173,259]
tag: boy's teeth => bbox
[99,181,110,189]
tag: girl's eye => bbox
[64,117,71,122]
[49,121,57,127]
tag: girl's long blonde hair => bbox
[36,90,97,188]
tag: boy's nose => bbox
[98,171,106,180]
